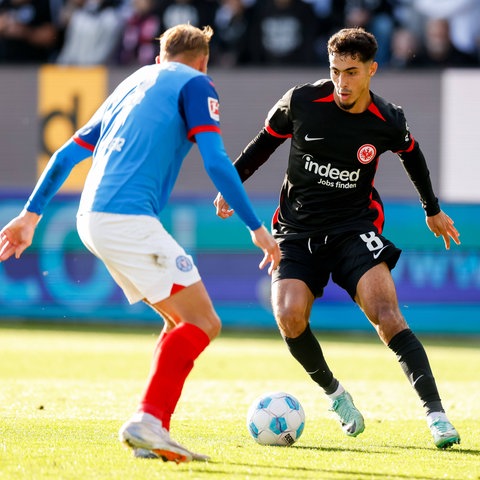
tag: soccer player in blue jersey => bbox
[0,24,280,463]
[215,27,461,449]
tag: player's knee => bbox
[274,304,308,338]
[375,306,407,343]
[199,312,222,341]
[209,314,222,340]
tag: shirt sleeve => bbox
[389,105,440,216]
[195,131,262,231]
[264,87,295,139]
[72,99,107,151]
[25,139,93,214]
[232,90,292,182]
[398,141,440,216]
[180,75,222,141]
[389,104,416,154]
[234,127,286,182]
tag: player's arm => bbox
[196,131,280,273]
[0,139,93,262]
[25,139,92,215]
[398,142,460,249]
[214,127,286,219]
[398,141,439,216]
[234,127,286,182]
[215,89,292,217]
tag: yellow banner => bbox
[38,66,107,191]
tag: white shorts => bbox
[76,212,201,304]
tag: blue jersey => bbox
[75,62,221,217]
[25,61,262,231]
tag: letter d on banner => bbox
[38,66,107,191]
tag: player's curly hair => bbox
[327,27,378,63]
[159,24,213,59]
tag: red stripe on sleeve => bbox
[187,125,221,142]
[73,136,95,152]
[404,137,415,153]
[265,124,292,139]
[394,136,416,154]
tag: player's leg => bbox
[272,278,364,437]
[120,281,219,461]
[138,281,220,429]
[355,263,460,448]
[77,213,216,460]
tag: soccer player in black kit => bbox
[215,27,461,449]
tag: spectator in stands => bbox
[0,0,60,63]
[56,0,124,65]
[421,17,477,68]
[390,0,422,36]
[389,26,423,69]
[414,0,480,62]
[249,0,317,66]
[118,0,161,65]
[158,0,216,31]
[302,0,346,65]
[211,0,254,66]
[343,0,395,66]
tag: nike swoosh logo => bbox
[373,245,389,259]
[305,134,324,142]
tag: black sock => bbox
[388,328,444,415]
[284,324,339,394]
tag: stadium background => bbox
[0,66,479,334]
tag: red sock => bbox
[138,322,210,430]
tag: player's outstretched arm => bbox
[1,138,92,262]
[214,193,279,274]
[0,210,41,262]
[197,132,280,273]
[250,225,280,275]
[426,211,460,250]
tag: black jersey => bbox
[263,80,417,239]
[234,79,439,240]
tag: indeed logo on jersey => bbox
[303,154,359,189]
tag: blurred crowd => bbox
[1,0,479,69]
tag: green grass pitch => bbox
[0,322,478,480]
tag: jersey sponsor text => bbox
[303,154,360,189]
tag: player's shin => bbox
[387,328,443,414]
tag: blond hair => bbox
[159,24,213,60]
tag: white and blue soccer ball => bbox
[246,391,305,446]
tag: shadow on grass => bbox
[296,443,479,456]
[197,442,477,480]
[199,458,455,480]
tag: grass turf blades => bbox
[0,324,478,479]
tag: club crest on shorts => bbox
[176,255,193,272]
[357,144,376,164]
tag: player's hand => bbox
[213,193,234,219]
[426,211,460,250]
[250,225,280,275]
[0,211,41,262]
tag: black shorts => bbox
[272,231,401,300]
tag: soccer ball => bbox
[246,391,305,446]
